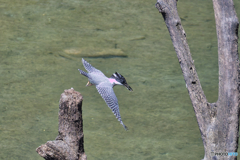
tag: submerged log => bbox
[36,88,87,160]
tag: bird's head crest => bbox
[111,72,127,84]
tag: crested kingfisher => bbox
[78,58,133,130]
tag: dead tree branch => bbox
[156,0,239,159]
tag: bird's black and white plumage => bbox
[78,58,133,130]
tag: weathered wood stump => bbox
[36,88,87,160]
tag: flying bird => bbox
[78,58,133,130]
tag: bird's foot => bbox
[86,81,93,86]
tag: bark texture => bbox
[156,0,239,159]
[36,88,87,160]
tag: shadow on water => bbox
[0,0,240,159]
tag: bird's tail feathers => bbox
[78,69,88,77]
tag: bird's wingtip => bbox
[122,123,128,131]
[123,125,128,131]
[120,121,128,131]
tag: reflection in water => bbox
[0,0,239,159]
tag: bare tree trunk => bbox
[155,0,239,159]
[36,88,87,160]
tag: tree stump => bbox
[36,88,87,160]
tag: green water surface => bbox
[0,0,240,159]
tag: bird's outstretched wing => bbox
[96,82,128,130]
[82,58,105,76]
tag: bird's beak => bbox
[124,83,133,91]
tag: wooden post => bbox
[36,88,87,160]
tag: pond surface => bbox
[0,0,239,159]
